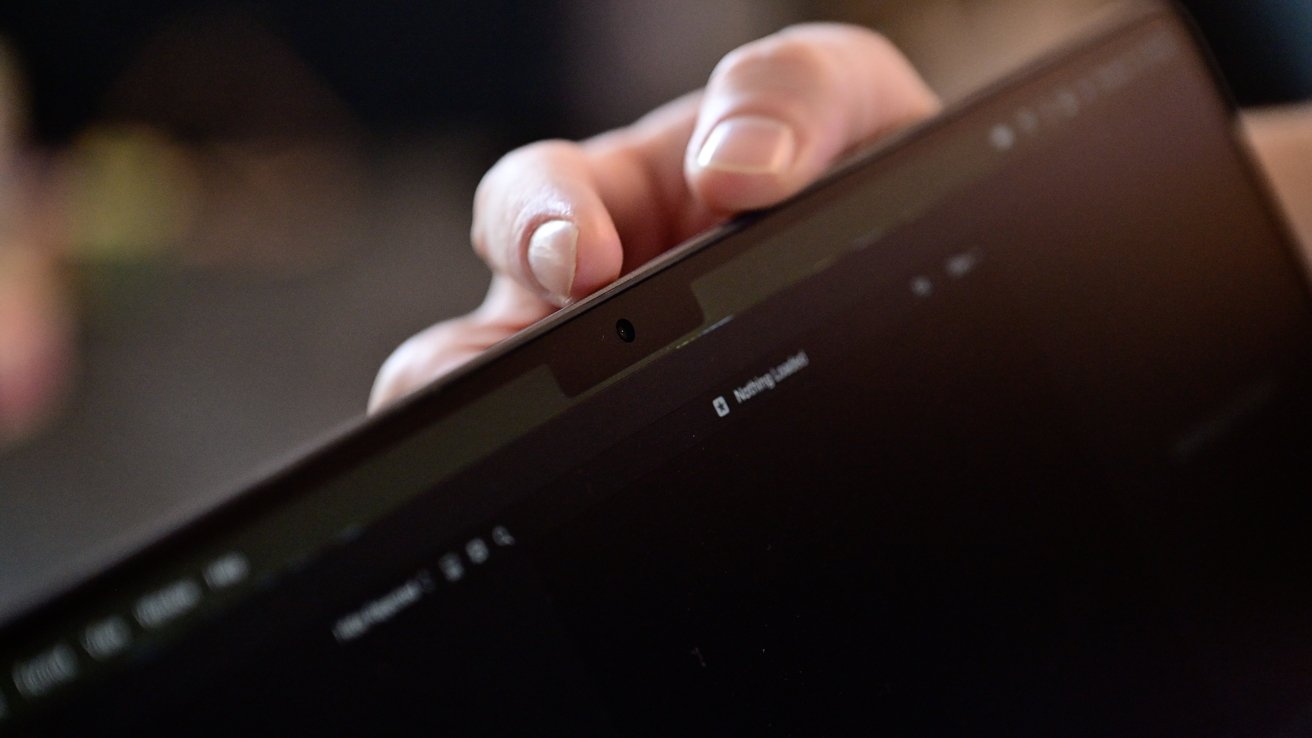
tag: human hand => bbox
[369,23,939,411]
[0,47,73,447]
[1243,103,1312,256]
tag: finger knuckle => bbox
[471,139,577,263]
[470,226,491,262]
[721,23,937,127]
[371,317,476,407]
[711,30,849,104]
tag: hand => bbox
[369,24,938,410]
[1243,103,1312,256]
[0,48,73,447]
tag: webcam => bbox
[615,318,636,343]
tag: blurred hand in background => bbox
[0,14,372,451]
[0,46,72,447]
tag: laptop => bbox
[5,2,1312,734]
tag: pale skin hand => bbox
[1243,104,1312,258]
[369,24,940,410]
[370,24,1312,412]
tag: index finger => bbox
[470,23,939,305]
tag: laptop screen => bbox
[6,6,1312,736]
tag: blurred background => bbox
[0,0,1308,615]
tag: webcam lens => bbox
[616,318,636,343]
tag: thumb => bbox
[685,23,940,213]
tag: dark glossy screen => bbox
[7,10,1312,737]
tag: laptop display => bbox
[4,4,1312,735]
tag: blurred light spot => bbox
[60,125,201,263]
[989,123,1016,151]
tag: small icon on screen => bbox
[82,617,132,661]
[439,554,465,583]
[492,526,516,547]
[466,538,490,565]
[203,552,249,590]
[713,396,731,418]
[945,251,980,279]
[989,123,1016,151]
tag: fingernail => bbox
[527,219,578,303]
[696,115,796,175]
